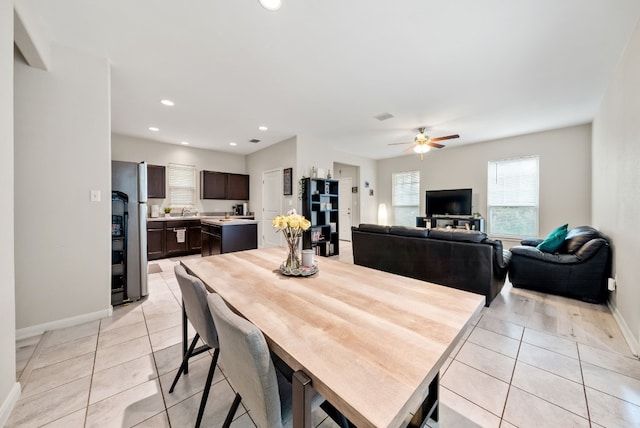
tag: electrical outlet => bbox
[608,277,616,291]
[90,190,101,202]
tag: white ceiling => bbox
[18,0,640,160]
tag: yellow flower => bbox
[288,216,300,229]
[301,218,311,230]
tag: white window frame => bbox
[167,163,196,207]
[487,156,539,238]
[392,170,420,227]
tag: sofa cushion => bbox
[428,229,487,243]
[563,226,603,254]
[537,224,568,253]
[356,224,390,234]
[389,226,429,238]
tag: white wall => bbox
[297,134,378,224]
[246,136,297,246]
[14,43,111,331]
[593,19,640,352]
[112,133,248,214]
[377,124,593,246]
[0,0,18,424]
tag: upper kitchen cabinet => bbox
[227,173,249,200]
[200,170,249,200]
[147,164,166,199]
[200,171,227,199]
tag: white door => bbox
[262,169,282,248]
[338,178,352,241]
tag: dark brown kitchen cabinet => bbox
[200,170,250,200]
[147,219,201,260]
[227,173,250,200]
[147,223,165,261]
[147,164,166,199]
[200,171,227,199]
[187,223,202,252]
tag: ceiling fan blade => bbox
[388,142,413,146]
[430,134,460,142]
[402,144,417,153]
[427,142,445,149]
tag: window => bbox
[168,163,196,207]
[392,170,420,226]
[487,156,539,237]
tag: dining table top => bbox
[181,247,485,428]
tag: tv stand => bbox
[416,216,485,232]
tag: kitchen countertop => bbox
[201,218,258,226]
[147,215,255,223]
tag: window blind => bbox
[168,163,196,206]
[392,171,420,226]
[487,156,539,236]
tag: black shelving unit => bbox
[112,191,129,305]
[302,178,339,257]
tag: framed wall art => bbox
[283,167,293,195]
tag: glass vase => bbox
[284,237,301,270]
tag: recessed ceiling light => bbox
[161,99,175,106]
[259,0,281,11]
[148,127,159,132]
[229,142,237,146]
[180,141,189,145]
[258,125,268,131]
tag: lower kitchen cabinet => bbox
[147,219,202,260]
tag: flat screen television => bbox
[426,188,472,217]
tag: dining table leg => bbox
[292,370,313,428]
[408,372,439,427]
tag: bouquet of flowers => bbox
[272,209,311,270]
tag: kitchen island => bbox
[200,218,258,256]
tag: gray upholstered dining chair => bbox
[171,265,220,428]
[207,293,327,428]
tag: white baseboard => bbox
[0,382,21,427]
[16,307,112,341]
[608,300,639,357]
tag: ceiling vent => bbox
[249,138,261,143]
[374,112,394,121]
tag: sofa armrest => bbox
[574,238,609,262]
[520,237,544,247]
[510,245,579,264]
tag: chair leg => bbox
[222,393,242,428]
[169,333,201,393]
[195,348,220,428]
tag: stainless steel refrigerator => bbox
[112,161,148,304]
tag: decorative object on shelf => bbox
[272,209,311,271]
[473,212,483,219]
[283,167,292,195]
[164,207,172,214]
[327,169,332,179]
[311,166,317,178]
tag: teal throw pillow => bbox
[536,224,569,253]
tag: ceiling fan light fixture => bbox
[414,144,430,154]
[259,0,282,11]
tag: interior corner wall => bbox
[295,135,378,224]
[246,136,297,246]
[377,124,592,247]
[593,18,640,350]
[14,42,111,330]
[111,133,247,214]
[0,0,17,424]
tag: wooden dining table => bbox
[181,247,485,428]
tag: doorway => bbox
[262,169,282,248]
[338,178,353,241]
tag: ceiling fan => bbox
[389,128,460,160]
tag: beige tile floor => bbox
[9,242,640,428]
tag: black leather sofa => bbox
[508,226,611,303]
[351,224,511,306]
